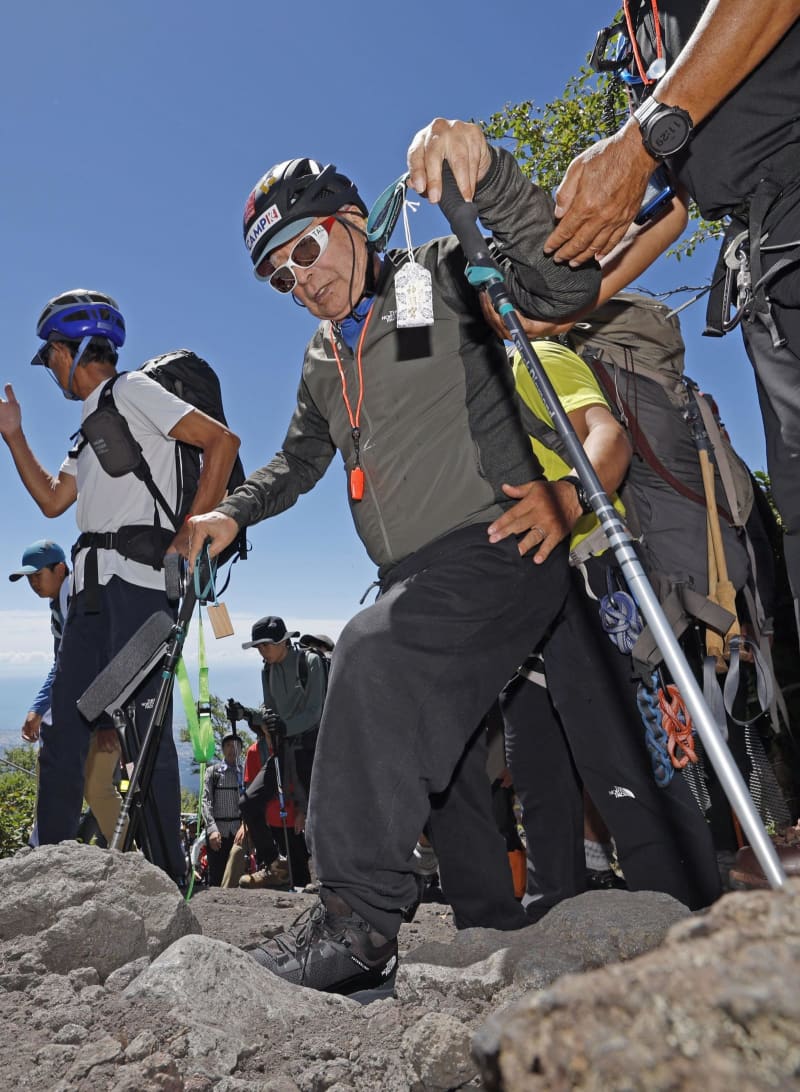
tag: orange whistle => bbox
[350,466,365,501]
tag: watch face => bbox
[648,112,691,156]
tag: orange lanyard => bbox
[329,304,375,501]
[623,0,664,86]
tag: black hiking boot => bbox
[251,893,398,1003]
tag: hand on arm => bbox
[487,402,631,559]
[407,118,492,204]
[0,385,77,516]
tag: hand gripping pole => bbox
[437,162,787,890]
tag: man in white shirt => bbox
[0,289,240,880]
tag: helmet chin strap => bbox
[62,336,92,401]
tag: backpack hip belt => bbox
[73,526,174,612]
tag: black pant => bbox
[305,523,571,940]
[42,577,184,881]
[504,560,722,912]
[740,191,800,634]
[207,833,236,887]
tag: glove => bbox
[264,710,286,735]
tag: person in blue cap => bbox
[9,540,70,746]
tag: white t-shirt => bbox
[61,371,193,592]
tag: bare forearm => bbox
[578,419,632,497]
[3,429,73,516]
[187,431,240,517]
[651,1,800,124]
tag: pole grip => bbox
[438,161,501,272]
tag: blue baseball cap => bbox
[8,540,66,582]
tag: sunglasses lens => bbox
[291,233,324,268]
[255,252,277,280]
[269,266,297,294]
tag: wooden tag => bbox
[207,602,234,639]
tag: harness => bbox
[70,374,181,611]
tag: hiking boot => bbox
[730,842,800,889]
[251,893,398,1002]
[239,859,291,889]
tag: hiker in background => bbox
[10,538,130,848]
[495,334,721,915]
[0,289,239,881]
[201,732,244,886]
[10,540,71,748]
[568,294,793,860]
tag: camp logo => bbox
[245,204,282,253]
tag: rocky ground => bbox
[0,843,798,1091]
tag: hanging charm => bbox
[395,192,434,328]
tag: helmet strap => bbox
[63,335,92,401]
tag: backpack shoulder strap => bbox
[298,649,309,688]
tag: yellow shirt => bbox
[511,340,625,555]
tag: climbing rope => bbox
[658,682,698,768]
[599,568,644,654]
[637,672,674,787]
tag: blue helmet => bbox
[32,289,126,400]
[33,289,126,355]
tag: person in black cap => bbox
[237,615,326,888]
[201,732,244,886]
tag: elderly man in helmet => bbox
[188,119,601,997]
[0,290,240,881]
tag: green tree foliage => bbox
[0,745,37,858]
[480,64,722,260]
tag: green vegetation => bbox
[0,745,37,858]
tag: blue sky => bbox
[0,2,765,755]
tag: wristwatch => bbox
[558,475,593,516]
[633,96,694,159]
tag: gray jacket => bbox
[219,147,600,572]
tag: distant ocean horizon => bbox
[0,724,201,795]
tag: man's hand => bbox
[544,122,656,267]
[208,830,222,851]
[21,711,42,743]
[94,727,120,753]
[407,118,493,205]
[185,512,239,568]
[264,711,286,735]
[0,384,23,441]
[233,823,246,847]
[487,480,580,562]
[294,810,306,835]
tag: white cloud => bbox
[0,608,347,678]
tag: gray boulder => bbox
[124,933,355,1079]
[474,880,800,1091]
[0,843,199,982]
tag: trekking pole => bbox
[436,161,787,890]
[267,723,294,889]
